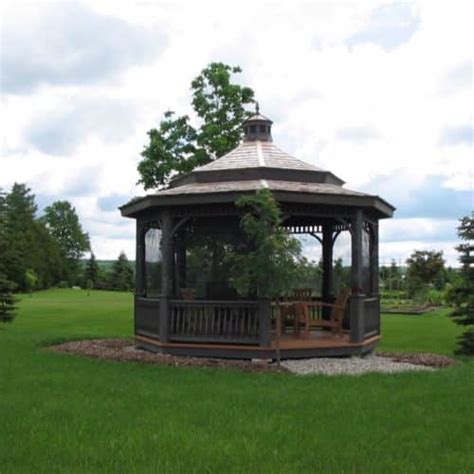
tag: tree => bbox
[449,215,474,355]
[0,272,16,323]
[43,201,90,284]
[296,258,322,292]
[84,251,99,288]
[406,250,445,295]
[109,252,134,291]
[333,258,351,294]
[191,63,255,159]
[138,62,255,189]
[389,259,402,291]
[24,269,38,297]
[226,189,303,299]
[3,183,38,289]
[1,184,71,291]
[0,190,17,322]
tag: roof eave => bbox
[120,190,395,219]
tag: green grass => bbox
[380,308,464,355]
[1,289,473,473]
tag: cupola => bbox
[243,102,273,142]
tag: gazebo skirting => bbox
[134,295,381,359]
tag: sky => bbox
[1,0,472,266]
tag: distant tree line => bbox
[1,183,83,292]
[0,183,135,320]
[379,251,461,302]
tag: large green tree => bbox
[138,63,255,189]
[226,189,303,299]
[449,215,474,355]
[1,184,85,291]
[43,201,90,284]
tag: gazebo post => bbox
[370,222,379,296]
[159,210,173,343]
[350,209,365,343]
[322,222,334,317]
[370,221,381,335]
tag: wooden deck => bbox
[135,331,381,359]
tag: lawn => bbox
[1,289,473,473]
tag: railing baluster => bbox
[167,300,260,343]
[212,306,216,335]
[222,306,227,336]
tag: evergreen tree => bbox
[389,259,401,291]
[0,190,17,322]
[28,220,63,289]
[449,215,474,355]
[0,272,16,323]
[3,183,37,289]
[109,252,134,291]
[84,252,99,288]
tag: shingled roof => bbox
[168,111,344,189]
[193,140,323,173]
[120,107,395,218]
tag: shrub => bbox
[426,289,444,306]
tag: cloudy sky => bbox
[1,0,472,266]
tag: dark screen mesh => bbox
[145,228,162,297]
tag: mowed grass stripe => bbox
[0,289,473,473]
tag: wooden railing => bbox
[363,296,380,337]
[135,296,160,336]
[169,300,260,344]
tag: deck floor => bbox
[136,330,380,359]
[273,331,355,349]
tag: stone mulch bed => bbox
[376,352,457,368]
[49,339,457,375]
[49,339,283,373]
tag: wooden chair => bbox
[305,288,351,337]
[279,288,312,335]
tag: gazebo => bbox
[120,110,395,359]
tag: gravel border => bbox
[281,355,437,376]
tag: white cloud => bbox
[1,0,472,265]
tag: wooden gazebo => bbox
[120,110,395,359]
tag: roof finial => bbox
[255,101,260,115]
